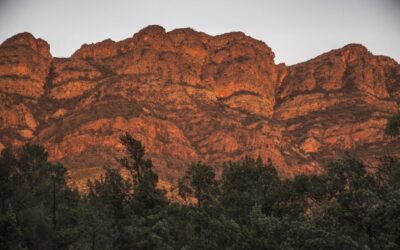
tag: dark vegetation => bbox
[385,114,400,136]
[0,133,400,249]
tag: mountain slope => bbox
[1,25,399,188]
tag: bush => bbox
[385,114,400,136]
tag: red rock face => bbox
[0,32,51,98]
[275,44,400,174]
[0,26,399,189]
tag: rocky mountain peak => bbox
[135,24,166,37]
[2,32,51,59]
[0,32,51,98]
[72,38,119,60]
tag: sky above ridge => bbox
[0,0,399,65]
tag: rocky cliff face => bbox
[1,25,399,188]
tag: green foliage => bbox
[376,156,400,190]
[1,135,400,249]
[0,144,82,249]
[119,132,146,186]
[220,157,282,224]
[178,162,219,207]
[385,114,400,136]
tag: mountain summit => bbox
[1,26,399,188]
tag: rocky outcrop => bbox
[0,32,51,98]
[275,44,400,170]
[0,26,399,189]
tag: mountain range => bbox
[1,25,399,189]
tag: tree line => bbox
[0,133,399,249]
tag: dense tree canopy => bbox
[0,134,399,249]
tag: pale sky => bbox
[0,0,399,65]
